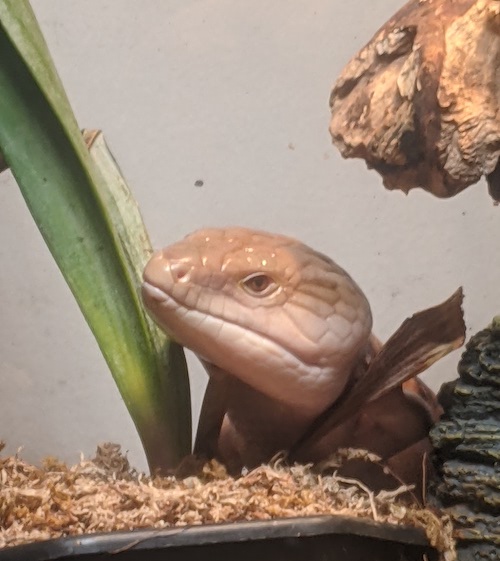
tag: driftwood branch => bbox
[330,0,500,200]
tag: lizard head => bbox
[142,227,372,413]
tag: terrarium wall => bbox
[0,0,498,472]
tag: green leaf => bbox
[0,0,191,471]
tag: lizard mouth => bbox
[142,281,321,369]
[140,280,351,413]
[141,281,169,303]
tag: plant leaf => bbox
[0,0,191,471]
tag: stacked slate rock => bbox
[430,318,500,561]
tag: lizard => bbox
[142,227,460,493]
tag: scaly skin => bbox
[142,227,437,489]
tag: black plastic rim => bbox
[1,515,433,561]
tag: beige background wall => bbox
[1,1,498,471]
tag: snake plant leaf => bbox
[83,130,190,396]
[0,0,191,472]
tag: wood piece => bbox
[329,0,500,200]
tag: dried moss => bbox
[0,442,454,559]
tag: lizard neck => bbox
[214,341,377,473]
[217,377,318,472]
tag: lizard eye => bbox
[241,273,279,297]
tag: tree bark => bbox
[430,321,500,558]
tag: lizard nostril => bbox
[170,261,191,282]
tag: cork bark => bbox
[431,322,500,558]
[329,0,500,200]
